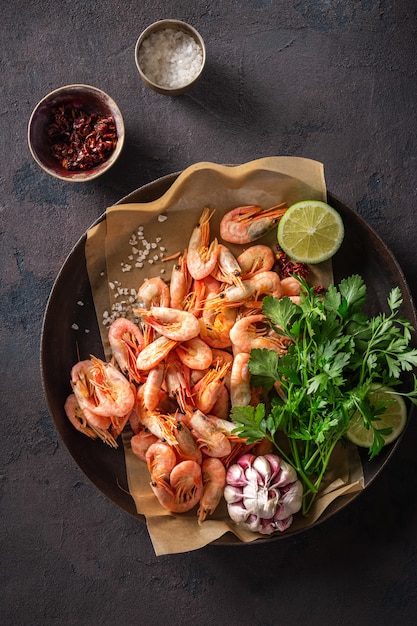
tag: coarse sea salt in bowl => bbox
[135,19,206,95]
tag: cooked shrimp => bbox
[185,275,221,316]
[70,359,96,407]
[237,245,275,278]
[137,277,170,308]
[187,207,219,280]
[219,202,287,244]
[186,409,232,458]
[211,348,234,368]
[204,414,241,438]
[211,244,243,287]
[68,364,123,445]
[197,457,227,523]
[146,441,177,484]
[203,280,256,311]
[128,401,142,434]
[174,422,203,464]
[280,276,302,297]
[130,429,159,461]
[150,460,203,513]
[139,410,179,447]
[164,351,193,413]
[136,386,180,446]
[230,313,289,355]
[202,287,236,324]
[142,363,165,411]
[136,306,200,342]
[210,384,230,421]
[169,251,192,310]
[64,393,98,441]
[253,333,292,355]
[230,352,251,407]
[229,314,291,356]
[70,358,135,431]
[108,317,144,384]
[211,349,234,389]
[198,317,235,350]
[222,440,255,469]
[229,314,266,354]
[136,335,177,371]
[189,348,233,392]
[198,298,238,350]
[190,368,206,386]
[87,357,136,419]
[175,337,213,370]
[192,361,230,414]
[250,270,282,300]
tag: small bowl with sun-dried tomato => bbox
[28,84,125,182]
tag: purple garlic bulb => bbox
[224,453,303,535]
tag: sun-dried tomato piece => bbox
[47,104,117,171]
[274,250,310,278]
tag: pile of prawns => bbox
[65,203,307,524]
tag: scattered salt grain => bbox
[138,28,203,89]
[100,215,176,325]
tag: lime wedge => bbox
[346,385,407,448]
[277,200,344,264]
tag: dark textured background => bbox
[2,1,417,624]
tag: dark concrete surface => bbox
[2,1,417,625]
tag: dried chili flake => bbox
[274,250,309,279]
[47,104,117,171]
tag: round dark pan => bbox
[41,172,417,546]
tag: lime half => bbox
[346,385,407,448]
[277,200,344,264]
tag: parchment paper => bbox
[85,157,364,555]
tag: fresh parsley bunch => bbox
[231,275,417,515]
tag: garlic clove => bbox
[226,463,247,487]
[279,480,303,515]
[272,459,298,488]
[237,453,255,470]
[252,455,272,482]
[244,514,262,533]
[244,466,262,487]
[223,484,243,504]
[227,501,250,523]
[264,453,281,479]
